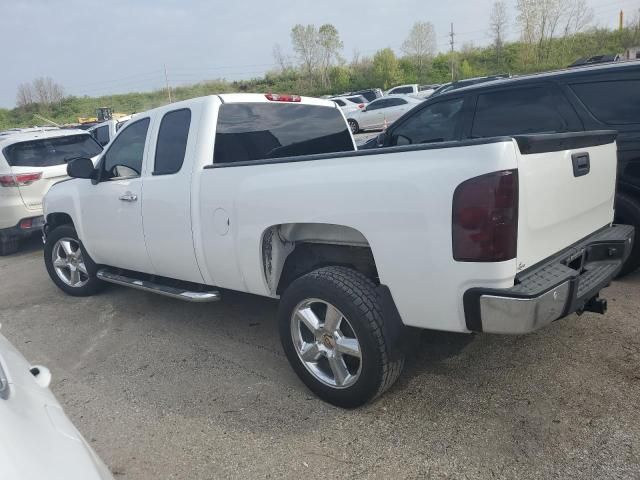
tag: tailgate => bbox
[515,131,618,272]
[11,164,68,210]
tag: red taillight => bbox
[19,218,33,229]
[452,170,518,262]
[358,103,365,109]
[265,93,301,102]
[0,172,42,187]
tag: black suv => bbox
[371,61,640,275]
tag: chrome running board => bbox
[97,269,220,303]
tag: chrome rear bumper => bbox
[464,224,634,334]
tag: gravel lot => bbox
[1,238,639,480]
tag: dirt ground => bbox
[1,239,639,479]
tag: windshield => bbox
[3,134,102,167]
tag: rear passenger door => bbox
[141,107,205,284]
[467,83,582,138]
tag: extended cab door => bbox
[140,106,205,284]
[78,117,155,274]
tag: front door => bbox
[78,117,155,274]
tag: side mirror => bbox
[376,132,386,147]
[67,157,96,179]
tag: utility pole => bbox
[164,64,172,103]
[449,23,455,82]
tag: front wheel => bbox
[44,224,104,296]
[278,266,404,408]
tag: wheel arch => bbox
[260,223,379,295]
[45,212,75,231]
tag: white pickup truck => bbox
[42,93,634,407]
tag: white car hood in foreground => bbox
[0,332,112,480]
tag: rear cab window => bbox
[3,134,102,167]
[213,103,354,164]
[471,84,581,137]
[154,109,191,175]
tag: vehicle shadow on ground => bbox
[398,329,476,384]
[10,235,43,256]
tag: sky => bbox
[0,0,636,108]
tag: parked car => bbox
[328,95,367,115]
[365,60,640,275]
[386,84,434,98]
[0,329,113,479]
[0,129,103,255]
[346,96,422,133]
[88,116,132,147]
[42,92,632,407]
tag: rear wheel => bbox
[347,119,359,134]
[614,192,640,277]
[44,225,103,296]
[279,266,404,408]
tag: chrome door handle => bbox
[118,192,137,202]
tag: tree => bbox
[372,48,401,89]
[401,22,437,81]
[460,59,474,78]
[32,77,65,105]
[291,24,319,84]
[489,1,508,55]
[16,83,34,107]
[562,0,593,37]
[317,24,344,89]
[272,43,291,72]
[516,0,593,65]
[16,77,64,107]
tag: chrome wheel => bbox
[290,298,362,389]
[51,237,89,288]
[348,120,358,134]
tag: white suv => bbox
[0,129,102,254]
[329,95,367,115]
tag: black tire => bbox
[278,266,404,408]
[347,119,359,134]
[0,235,19,256]
[614,192,640,277]
[44,224,104,296]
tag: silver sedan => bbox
[345,96,423,134]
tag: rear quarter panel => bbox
[198,140,519,332]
